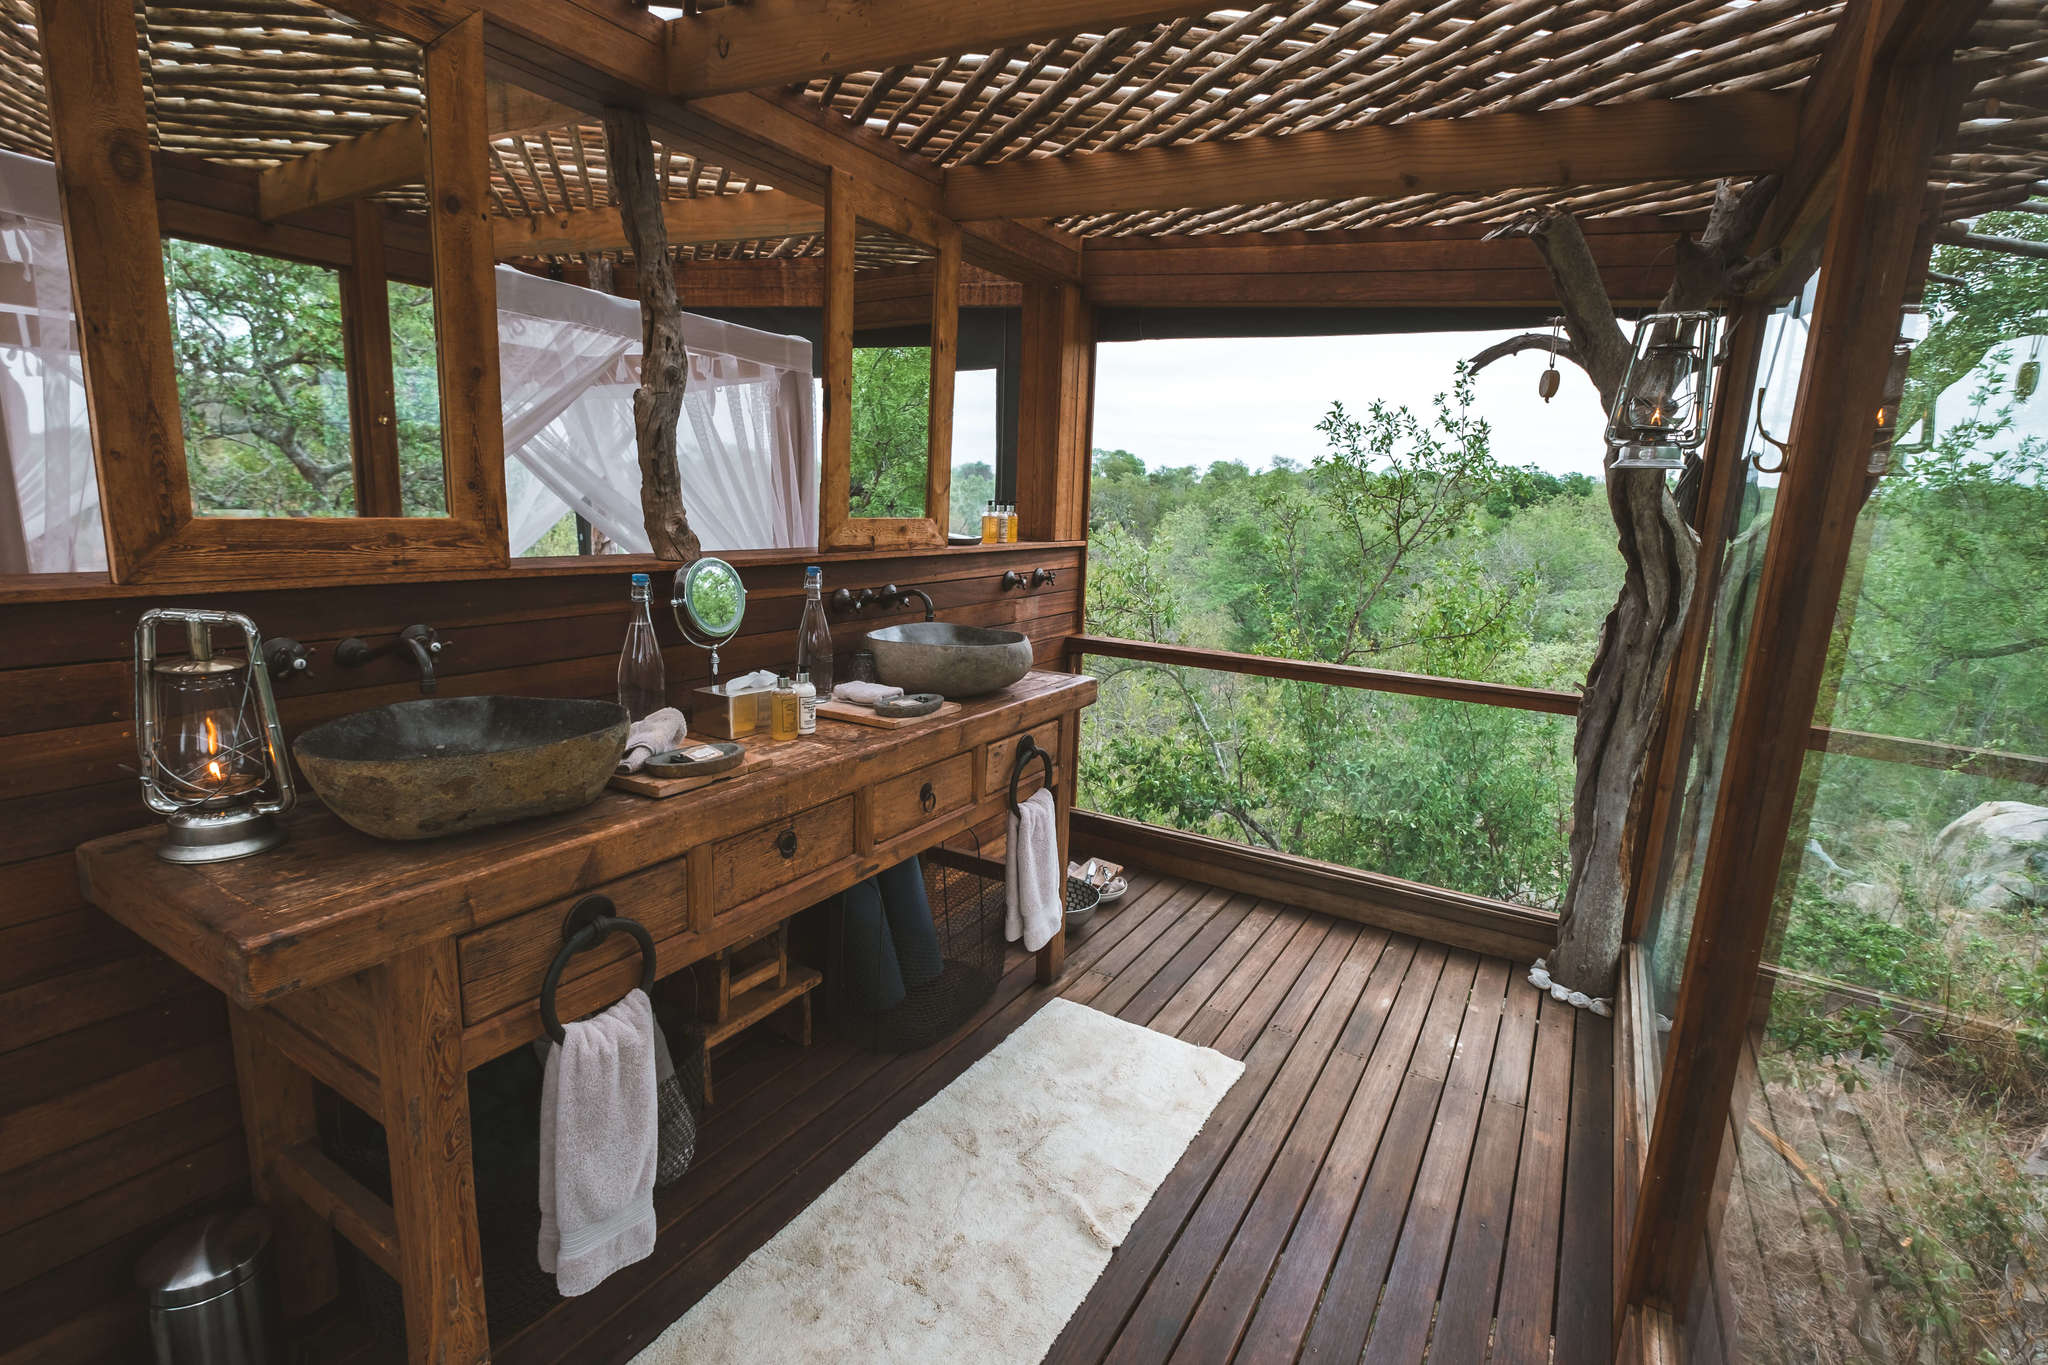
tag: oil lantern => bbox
[1605,311,1720,472]
[133,607,296,863]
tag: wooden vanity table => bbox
[76,671,1095,1365]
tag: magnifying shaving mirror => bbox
[671,557,747,677]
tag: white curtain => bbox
[0,149,103,572]
[494,265,817,555]
[0,149,816,570]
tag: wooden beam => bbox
[1016,283,1092,542]
[665,1,1243,99]
[256,114,426,222]
[341,200,404,517]
[493,188,823,258]
[943,93,1799,222]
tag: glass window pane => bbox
[387,279,445,516]
[164,239,356,517]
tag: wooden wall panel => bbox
[0,542,1083,1362]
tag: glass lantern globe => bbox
[1607,312,1720,472]
[149,655,271,805]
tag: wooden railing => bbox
[1070,633,2048,786]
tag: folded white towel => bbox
[719,669,779,695]
[1005,787,1062,953]
[617,707,688,773]
[831,680,905,707]
[538,988,661,1295]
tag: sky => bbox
[952,327,1613,479]
[952,325,2048,483]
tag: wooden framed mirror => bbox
[35,2,506,583]
[820,169,960,551]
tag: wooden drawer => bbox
[712,796,856,918]
[986,720,1061,803]
[872,752,974,848]
[456,854,692,1027]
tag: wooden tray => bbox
[816,698,962,729]
[610,749,771,798]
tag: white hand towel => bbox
[616,707,688,773]
[720,669,779,695]
[830,680,905,707]
[538,988,660,1295]
[1005,787,1063,953]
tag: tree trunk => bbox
[601,106,699,563]
[1483,178,1776,999]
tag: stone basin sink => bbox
[293,696,628,841]
[865,622,1034,698]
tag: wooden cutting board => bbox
[816,699,962,729]
[610,750,772,798]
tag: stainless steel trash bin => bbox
[136,1208,278,1365]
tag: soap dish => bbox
[644,740,744,778]
[875,692,943,719]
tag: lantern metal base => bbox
[157,808,286,864]
[1608,442,1686,472]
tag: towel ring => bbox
[539,894,657,1045]
[1009,735,1055,812]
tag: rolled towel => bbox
[720,669,779,695]
[538,988,660,1295]
[617,707,687,773]
[1005,788,1063,953]
[831,680,905,707]
[877,856,945,988]
[841,877,906,1012]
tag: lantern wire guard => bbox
[133,607,296,863]
[1606,310,1720,472]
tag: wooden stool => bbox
[693,920,820,1103]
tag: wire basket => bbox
[821,847,1007,1053]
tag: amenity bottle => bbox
[1006,503,1020,542]
[797,565,834,695]
[769,675,801,741]
[617,572,665,721]
[794,671,817,735]
[981,501,998,544]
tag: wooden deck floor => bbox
[327,868,1613,1365]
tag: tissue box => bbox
[693,684,772,738]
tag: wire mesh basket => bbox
[821,846,1007,1053]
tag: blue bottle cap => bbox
[806,565,822,574]
[630,572,650,585]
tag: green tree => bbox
[848,344,932,518]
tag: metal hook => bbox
[1008,735,1055,812]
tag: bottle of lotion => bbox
[794,671,817,735]
[769,675,800,741]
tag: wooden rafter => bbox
[942,92,1800,221]
[663,1,1248,100]
[491,188,823,259]
[256,112,424,221]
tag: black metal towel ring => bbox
[539,894,657,1045]
[1009,735,1055,812]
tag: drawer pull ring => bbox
[539,895,657,1046]
[776,829,799,859]
[1009,735,1055,812]
[919,782,937,814]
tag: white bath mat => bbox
[630,997,1244,1364]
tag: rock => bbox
[1840,880,1903,921]
[1935,801,2048,911]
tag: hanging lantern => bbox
[1605,311,1720,472]
[1870,342,1913,476]
[1537,316,1562,402]
[134,608,296,863]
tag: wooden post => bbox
[343,200,405,518]
[372,941,488,1365]
[227,1010,340,1319]
[1015,282,1093,542]
[1623,22,1966,1318]
[602,104,700,562]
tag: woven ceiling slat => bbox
[1005,17,1199,159]
[901,45,1017,153]
[929,41,1073,163]
[882,55,958,139]
[961,25,1149,165]
[1103,0,1353,152]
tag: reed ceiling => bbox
[0,0,2040,263]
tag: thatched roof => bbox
[0,1,2041,263]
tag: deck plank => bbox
[464,872,1606,1365]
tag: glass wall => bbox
[1704,215,2048,1364]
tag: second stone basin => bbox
[293,696,628,841]
[865,622,1035,698]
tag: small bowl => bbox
[1064,875,1103,930]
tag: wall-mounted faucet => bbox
[334,624,448,695]
[1001,568,1058,591]
[263,637,314,682]
[830,585,935,620]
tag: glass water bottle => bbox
[617,572,665,721]
[796,565,834,695]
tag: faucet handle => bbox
[1001,570,1026,591]
[263,636,314,681]
[1031,567,1057,588]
